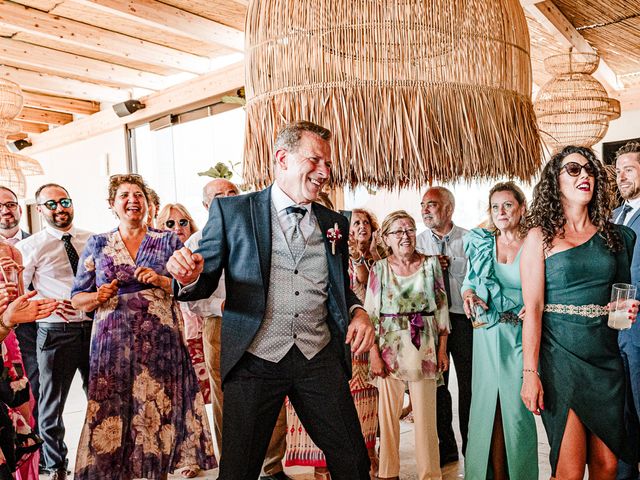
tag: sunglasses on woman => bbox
[39,198,73,211]
[165,219,189,228]
[561,161,596,177]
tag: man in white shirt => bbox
[416,186,472,466]
[183,178,238,455]
[17,183,93,480]
[183,178,290,479]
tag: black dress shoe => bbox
[259,472,293,480]
[439,452,459,467]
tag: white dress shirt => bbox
[416,224,469,315]
[617,196,640,225]
[271,181,316,239]
[181,230,225,318]
[1,229,25,245]
[17,225,93,323]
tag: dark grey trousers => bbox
[37,321,92,471]
[220,344,370,480]
[437,312,473,458]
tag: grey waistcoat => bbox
[247,205,331,362]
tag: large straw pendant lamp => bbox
[534,51,621,152]
[243,0,542,189]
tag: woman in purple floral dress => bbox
[70,175,215,480]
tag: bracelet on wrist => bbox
[0,316,16,331]
[522,368,539,377]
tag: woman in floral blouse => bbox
[70,174,215,480]
[365,210,450,480]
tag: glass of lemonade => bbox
[608,283,637,330]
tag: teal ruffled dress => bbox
[541,226,635,475]
[462,228,537,480]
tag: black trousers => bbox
[37,321,91,471]
[437,312,473,457]
[220,344,370,480]
[14,322,39,431]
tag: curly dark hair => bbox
[524,145,622,253]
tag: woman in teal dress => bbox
[462,182,537,480]
[520,146,639,479]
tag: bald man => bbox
[183,179,239,454]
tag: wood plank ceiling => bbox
[0,0,638,143]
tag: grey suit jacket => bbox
[175,186,360,383]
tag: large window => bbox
[132,107,245,229]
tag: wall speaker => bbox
[8,139,32,152]
[112,99,146,117]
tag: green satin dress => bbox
[462,229,538,480]
[541,226,635,475]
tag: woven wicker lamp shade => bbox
[0,79,44,197]
[534,52,621,152]
[243,0,542,189]
[0,79,23,121]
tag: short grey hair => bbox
[426,186,455,210]
[273,121,331,155]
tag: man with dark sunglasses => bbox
[17,183,93,480]
[614,141,640,480]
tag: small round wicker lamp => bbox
[244,0,542,189]
[534,52,621,152]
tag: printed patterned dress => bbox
[72,228,216,480]
[364,256,450,383]
[285,257,379,467]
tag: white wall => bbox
[23,128,128,234]
[595,108,640,152]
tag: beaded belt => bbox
[544,303,607,318]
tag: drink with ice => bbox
[608,309,632,330]
[608,283,636,330]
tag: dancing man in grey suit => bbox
[168,120,374,480]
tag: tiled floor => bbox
[49,365,554,479]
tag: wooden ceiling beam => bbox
[0,65,132,103]
[525,0,623,92]
[21,91,100,115]
[17,120,48,133]
[63,0,244,52]
[0,0,211,74]
[24,61,244,154]
[17,106,73,126]
[7,133,28,141]
[0,37,169,90]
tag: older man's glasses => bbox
[165,219,189,228]
[0,202,18,211]
[39,198,73,211]
[386,228,417,239]
[561,162,596,177]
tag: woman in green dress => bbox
[520,146,639,479]
[462,181,537,480]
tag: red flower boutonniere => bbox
[326,223,342,255]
